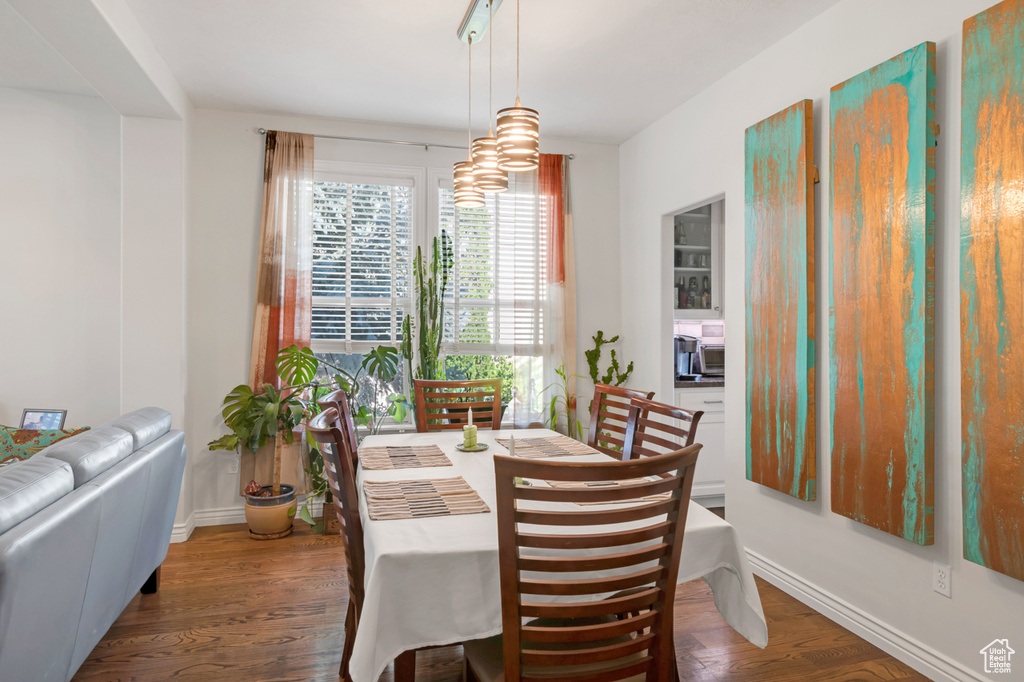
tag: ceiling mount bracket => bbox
[457,0,503,43]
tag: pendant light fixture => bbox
[496,0,539,172]
[470,1,508,192]
[454,33,485,208]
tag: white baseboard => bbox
[691,482,724,509]
[170,513,195,543]
[169,499,326,543]
[747,550,983,682]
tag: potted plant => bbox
[209,381,306,539]
[209,344,411,537]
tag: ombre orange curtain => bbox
[242,131,314,496]
[538,153,578,430]
[248,130,314,390]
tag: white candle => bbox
[508,434,515,457]
[468,407,473,426]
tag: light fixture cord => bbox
[489,1,494,131]
[516,0,520,100]
[467,33,473,154]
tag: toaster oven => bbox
[697,343,725,376]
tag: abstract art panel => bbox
[829,42,936,545]
[961,0,1024,582]
[744,100,816,500]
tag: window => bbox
[437,172,547,356]
[310,164,420,408]
[311,168,414,350]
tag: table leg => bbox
[394,650,416,682]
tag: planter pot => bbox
[244,484,297,540]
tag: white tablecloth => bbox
[349,429,767,682]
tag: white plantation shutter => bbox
[311,172,413,351]
[439,172,547,355]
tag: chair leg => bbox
[394,650,416,682]
[339,600,357,682]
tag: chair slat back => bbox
[306,407,365,610]
[493,446,700,682]
[587,384,655,459]
[622,397,704,461]
[413,378,502,432]
[318,389,360,465]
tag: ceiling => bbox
[0,0,95,96]
[6,0,841,143]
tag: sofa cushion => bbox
[100,407,172,450]
[41,427,133,488]
[0,426,90,467]
[0,457,74,534]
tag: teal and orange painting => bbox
[829,43,936,545]
[962,0,1024,582]
[744,100,816,500]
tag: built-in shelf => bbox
[674,267,712,273]
[674,245,712,251]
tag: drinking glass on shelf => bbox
[699,253,708,268]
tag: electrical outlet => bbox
[933,563,952,598]
[228,455,239,475]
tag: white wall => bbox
[618,0,1024,678]
[0,88,121,426]
[187,109,620,521]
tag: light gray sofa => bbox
[0,407,186,682]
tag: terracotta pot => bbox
[244,484,297,540]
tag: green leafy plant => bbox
[585,331,634,387]
[401,230,453,382]
[543,363,584,441]
[209,343,410,533]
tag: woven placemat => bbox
[546,477,673,505]
[495,435,599,459]
[363,476,490,520]
[358,444,452,470]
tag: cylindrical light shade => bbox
[471,135,508,193]
[496,100,540,172]
[453,160,485,208]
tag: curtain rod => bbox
[256,128,574,160]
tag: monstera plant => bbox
[209,344,410,536]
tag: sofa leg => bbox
[141,566,161,595]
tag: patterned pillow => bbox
[0,426,90,467]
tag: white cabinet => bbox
[674,387,725,505]
[672,201,723,319]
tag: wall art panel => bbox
[829,42,936,545]
[961,0,1024,582]
[744,100,817,500]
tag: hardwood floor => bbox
[75,523,929,682]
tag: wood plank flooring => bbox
[74,523,929,682]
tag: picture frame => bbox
[20,409,67,430]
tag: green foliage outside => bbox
[444,354,514,405]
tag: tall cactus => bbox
[401,230,453,380]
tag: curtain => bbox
[509,154,577,431]
[242,130,314,495]
[248,130,315,389]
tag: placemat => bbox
[363,476,490,520]
[359,444,452,470]
[546,477,673,505]
[495,434,599,459]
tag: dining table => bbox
[348,427,768,682]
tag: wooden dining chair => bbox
[622,397,704,461]
[412,378,502,432]
[306,407,365,682]
[318,388,360,466]
[588,384,655,459]
[464,445,701,682]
